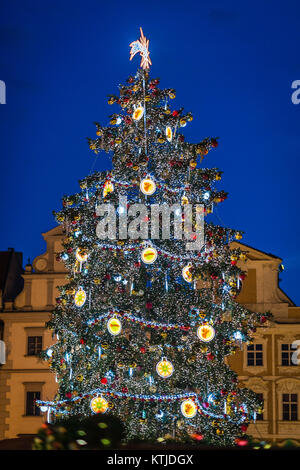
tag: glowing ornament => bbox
[90,396,109,414]
[132,105,144,121]
[74,287,86,307]
[75,248,88,263]
[181,399,197,418]
[107,317,122,336]
[166,126,172,142]
[140,178,156,195]
[156,357,174,378]
[103,180,114,198]
[197,324,215,342]
[141,247,157,264]
[182,264,193,283]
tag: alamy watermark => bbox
[0,80,6,104]
[291,80,300,104]
[291,340,300,365]
[95,196,205,251]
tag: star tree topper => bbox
[129,27,152,70]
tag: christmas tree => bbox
[38,28,269,446]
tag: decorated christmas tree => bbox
[38,28,269,446]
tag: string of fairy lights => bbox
[38,388,249,425]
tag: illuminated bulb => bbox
[118,206,125,214]
[233,331,243,341]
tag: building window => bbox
[247,344,263,366]
[256,393,264,421]
[26,391,41,416]
[27,336,42,356]
[281,344,297,366]
[282,394,298,421]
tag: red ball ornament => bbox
[260,316,267,323]
[236,438,248,447]
[140,347,146,353]
[65,392,72,399]
[240,423,248,432]
[206,353,214,361]
[172,110,179,117]
[101,378,108,385]
[80,338,85,344]
[191,433,204,441]
[146,302,153,309]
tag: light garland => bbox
[87,309,194,330]
[97,240,206,261]
[37,388,247,424]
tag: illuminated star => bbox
[129,27,152,70]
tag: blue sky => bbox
[1,0,300,304]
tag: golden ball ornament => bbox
[156,358,174,378]
[90,396,109,414]
[140,178,156,196]
[181,399,197,418]
[141,246,158,264]
[166,126,172,142]
[197,324,215,342]
[182,263,193,283]
[74,287,86,308]
[75,248,88,263]
[132,106,144,121]
[107,317,122,336]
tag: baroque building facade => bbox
[0,227,300,443]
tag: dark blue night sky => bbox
[1,0,300,304]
